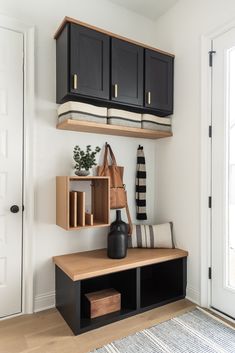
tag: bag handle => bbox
[107,144,117,165]
[103,143,117,167]
[125,191,133,235]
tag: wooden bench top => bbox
[53,248,188,281]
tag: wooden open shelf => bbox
[57,119,172,140]
[56,176,110,230]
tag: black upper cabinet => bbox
[111,39,143,106]
[56,20,174,116]
[56,24,110,103]
[145,49,174,114]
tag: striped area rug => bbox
[90,309,235,353]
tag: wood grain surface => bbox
[0,300,195,353]
[53,248,188,281]
[56,119,173,139]
[85,289,121,319]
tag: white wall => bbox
[0,0,159,310]
[154,0,235,303]
[2,0,234,311]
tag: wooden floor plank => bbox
[0,299,195,353]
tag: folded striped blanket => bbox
[107,108,141,128]
[57,101,107,124]
[128,223,174,248]
[142,113,171,131]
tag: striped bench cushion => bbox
[128,223,174,248]
[141,114,171,131]
[107,108,141,128]
[57,101,107,124]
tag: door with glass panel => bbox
[211,28,235,318]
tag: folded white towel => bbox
[57,101,107,118]
[142,113,171,125]
[108,108,141,121]
[107,108,141,127]
[141,113,171,131]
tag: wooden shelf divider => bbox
[57,119,172,140]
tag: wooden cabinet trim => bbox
[54,16,175,58]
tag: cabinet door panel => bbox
[111,39,143,106]
[70,24,110,99]
[145,50,174,113]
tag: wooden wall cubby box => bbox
[56,176,110,230]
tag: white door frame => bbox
[200,19,235,308]
[0,14,35,315]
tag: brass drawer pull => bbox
[114,84,118,98]
[73,74,78,90]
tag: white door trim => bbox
[0,14,35,315]
[200,19,235,308]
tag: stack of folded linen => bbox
[57,101,107,124]
[141,113,171,131]
[107,108,141,128]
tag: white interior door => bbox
[211,28,235,319]
[0,28,23,318]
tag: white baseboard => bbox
[34,291,55,312]
[186,285,200,305]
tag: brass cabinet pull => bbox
[73,74,78,90]
[147,91,151,105]
[114,84,118,98]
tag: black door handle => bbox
[10,205,20,213]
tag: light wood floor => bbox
[0,299,195,353]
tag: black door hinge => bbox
[209,50,216,67]
[209,125,212,138]
[208,267,212,279]
[208,196,212,208]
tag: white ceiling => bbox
[109,0,178,21]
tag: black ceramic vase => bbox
[111,209,128,248]
[108,210,128,259]
[107,227,127,259]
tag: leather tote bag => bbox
[97,143,133,234]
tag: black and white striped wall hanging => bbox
[136,145,147,220]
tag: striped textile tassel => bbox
[136,145,147,220]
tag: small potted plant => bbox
[73,145,101,176]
